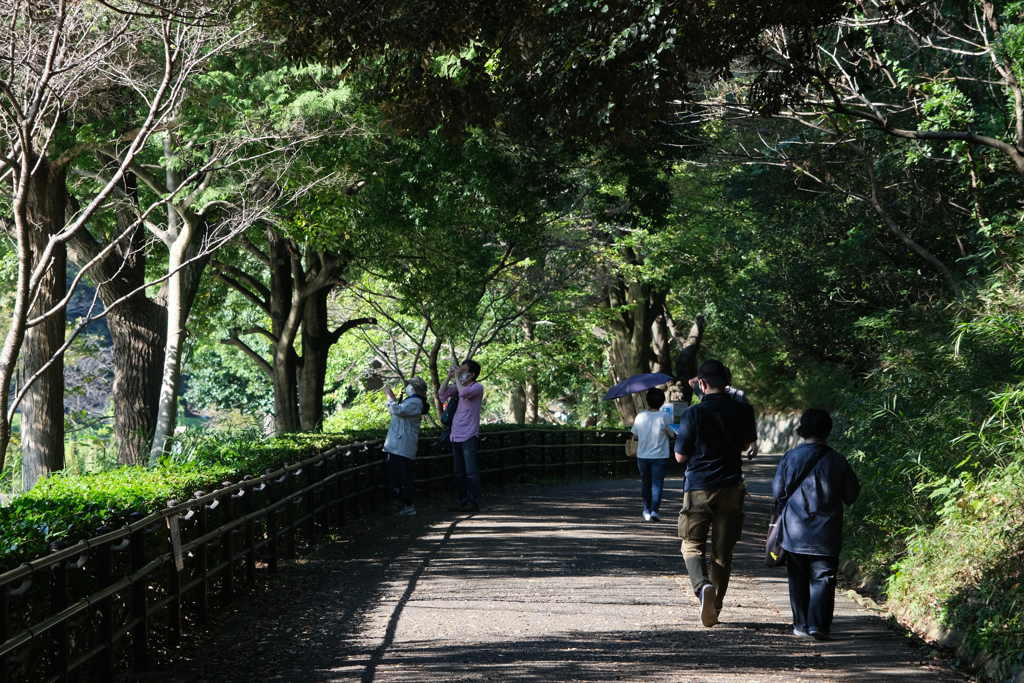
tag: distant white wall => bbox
[757,413,802,453]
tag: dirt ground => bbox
[149,455,968,683]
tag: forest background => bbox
[2,0,1023,674]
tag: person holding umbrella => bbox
[631,387,677,521]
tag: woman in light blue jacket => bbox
[384,377,429,516]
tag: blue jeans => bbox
[637,457,670,513]
[451,437,480,505]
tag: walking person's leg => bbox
[451,441,468,507]
[806,555,839,638]
[786,552,813,636]
[649,458,669,518]
[389,454,417,515]
[707,483,746,611]
[678,489,718,626]
[461,436,481,508]
[386,452,402,500]
[638,458,654,518]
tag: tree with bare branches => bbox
[0,0,251,485]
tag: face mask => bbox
[405,384,416,396]
[460,373,469,382]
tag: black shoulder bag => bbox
[438,392,460,447]
[765,448,830,568]
[440,393,459,426]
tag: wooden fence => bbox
[0,428,631,683]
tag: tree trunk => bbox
[69,175,168,466]
[510,385,526,423]
[147,220,210,463]
[299,287,329,432]
[268,234,300,434]
[652,307,672,376]
[428,337,443,415]
[603,273,657,426]
[149,137,213,462]
[108,304,166,464]
[20,161,68,490]
[673,315,704,405]
[522,317,539,424]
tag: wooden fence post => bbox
[194,494,209,623]
[307,462,318,542]
[336,455,347,528]
[221,484,235,606]
[94,528,116,679]
[266,470,279,574]
[0,563,9,683]
[285,466,297,559]
[129,513,149,671]
[540,431,547,481]
[243,477,257,587]
[48,541,69,683]
[163,503,181,648]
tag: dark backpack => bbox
[440,393,460,426]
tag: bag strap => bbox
[779,446,831,509]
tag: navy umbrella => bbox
[602,372,675,401]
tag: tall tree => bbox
[217,228,376,434]
[258,0,850,145]
[0,0,235,483]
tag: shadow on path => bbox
[163,457,965,683]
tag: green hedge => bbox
[0,423,613,567]
[0,430,384,566]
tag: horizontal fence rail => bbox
[0,428,631,683]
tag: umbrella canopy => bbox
[602,372,675,401]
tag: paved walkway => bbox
[162,455,965,683]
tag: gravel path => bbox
[158,455,966,683]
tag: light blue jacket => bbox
[383,396,426,459]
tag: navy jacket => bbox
[675,393,757,492]
[772,442,861,557]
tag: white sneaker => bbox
[396,504,416,516]
[650,511,661,521]
[642,510,652,521]
[699,584,719,627]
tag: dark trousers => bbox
[786,552,839,635]
[386,452,415,503]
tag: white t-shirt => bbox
[631,410,676,459]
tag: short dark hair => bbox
[647,388,666,409]
[462,359,481,378]
[697,359,729,387]
[797,408,833,439]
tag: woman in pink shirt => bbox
[437,359,484,512]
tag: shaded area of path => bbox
[160,456,965,683]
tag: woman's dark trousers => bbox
[786,552,839,635]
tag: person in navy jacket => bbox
[772,408,861,640]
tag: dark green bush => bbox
[837,285,1024,667]
[0,430,374,566]
[0,424,617,567]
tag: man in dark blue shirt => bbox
[674,359,758,627]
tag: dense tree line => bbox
[1,0,1022,494]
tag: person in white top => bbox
[631,388,677,521]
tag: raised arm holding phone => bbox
[437,359,484,512]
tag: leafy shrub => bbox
[838,282,1024,666]
[0,423,615,567]
[0,430,373,566]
